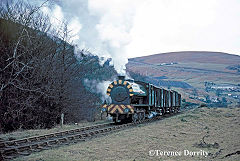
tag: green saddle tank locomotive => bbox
[102,76,181,123]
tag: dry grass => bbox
[11,107,240,161]
[0,120,109,141]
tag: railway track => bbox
[0,112,182,160]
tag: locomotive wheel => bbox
[139,112,145,121]
[138,113,143,121]
[132,113,138,123]
[142,112,146,120]
[113,117,117,123]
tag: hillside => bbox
[127,51,240,105]
[13,107,240,161]
[131,51,240,65]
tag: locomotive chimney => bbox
[118,75,125,80]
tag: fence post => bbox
[61,113,64,128]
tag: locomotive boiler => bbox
[101,76,181,123]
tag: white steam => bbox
[11,0,139,100]
[68,17,82,42]
[88,0,137,75]
[84,79,112,103]
[22,0,139,75]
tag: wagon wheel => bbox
[170,107,173,114]
[174,107,178,113]
[132,113,138,123]
[177,106,180,112]
[162,108,166,115]
[159,108,163,115]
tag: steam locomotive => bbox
[101,76,181,123]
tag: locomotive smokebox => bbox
[118,75,125,80]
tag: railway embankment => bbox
[4,107,239,161]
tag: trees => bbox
[0,1,117,132]
[0,1,73,131]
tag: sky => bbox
[40,0,240,58]
[6,0,240,74]
[126,0,240,58]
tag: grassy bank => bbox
[0,120,110,141]
[8,107,240,161]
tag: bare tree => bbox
[0,0,117,132]
[0,0,79,132]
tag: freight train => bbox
[101,76,181,123]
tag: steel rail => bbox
[0,112,182,160]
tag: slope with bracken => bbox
[127,51,240,105]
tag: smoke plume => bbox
[84,79,112,103]
[18,0,139,75]
[7,0,139,101]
